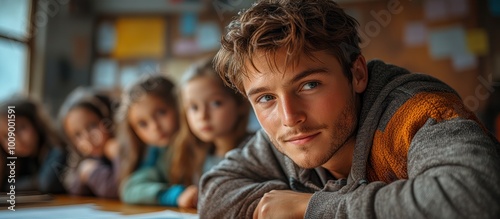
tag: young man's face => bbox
[242,50,367,169]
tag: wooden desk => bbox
[16,195,197,215]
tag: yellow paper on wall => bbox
[466,29,489,56]
[113,17,166,59]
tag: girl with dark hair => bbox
[59,88,119,198]
[0,96,67,194]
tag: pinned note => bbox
[424,0,469,21]
[466,29,489,55]
[181,12,197,37]
[92,59,118,88]
[120,65,140,88]
[424,0,448,21]
[96,22,116,54]
[428,25,467,59]
[449,0,469,17]
[451,52,477,72]
[404,22,427,46]
[173,38,200,56]
[113,17,166,59]
[196,22,221,51]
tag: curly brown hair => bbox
[214,0,361,95]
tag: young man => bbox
[199,0,500,218]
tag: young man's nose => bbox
[278,95,306,127]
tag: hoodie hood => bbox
[347,60,458,190]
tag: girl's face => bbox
[64,107,110,157]
[182,76,242,143]
[128,94,179,147]
[0,116,39,157]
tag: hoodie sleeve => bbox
[305,118,500,218]
[198,131,291,219]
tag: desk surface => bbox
[16,195,197,215]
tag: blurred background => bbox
[0,0,499,131]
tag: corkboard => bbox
[340,0,491,112]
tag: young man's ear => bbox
[351,55,368,94]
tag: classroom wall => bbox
[38,0,499,118]
[339,0,496,113]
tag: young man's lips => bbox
[284,132,320,144]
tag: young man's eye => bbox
[302,81,320,90]
[257,95,275,103]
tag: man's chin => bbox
[295,161,320,169]
[285,154,321,169]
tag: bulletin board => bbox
[340,0,494,112]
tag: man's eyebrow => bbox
[246,68,329,97]
[247,86,270,98]
[288,68,329,85]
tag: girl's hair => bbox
[58,87,116,147]
[115,75,178,183]
[169,58,250,185]
[0,96,66,188]
[214,0,361,95]
[1,96,65,150]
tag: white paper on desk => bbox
[124,210,199,219]
[0,204,121,219]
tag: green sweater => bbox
[120,146,183,205]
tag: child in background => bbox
[0,96,67,194]
[169,58,251,208]
[58,88,119,198]
[118,75,181,205]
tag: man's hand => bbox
[253,190,312,219]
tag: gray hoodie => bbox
[199,60,500,218]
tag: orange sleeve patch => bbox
[367,92,476,183]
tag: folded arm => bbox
[305,118,500,218]
[199,132,291,218]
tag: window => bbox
[0,0,32,101]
